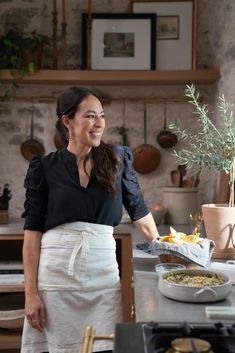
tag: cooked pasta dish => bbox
[164,272,225,287]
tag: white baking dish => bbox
[158,269,232,303]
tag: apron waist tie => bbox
[68,227,94,277]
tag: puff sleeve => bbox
[122,146,149,221]
[22,155,48,232]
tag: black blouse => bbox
[22,145,149,232]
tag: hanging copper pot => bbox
[133,103,161,174]
[156,102,178,149]
[21,104,45,161]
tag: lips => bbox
[89,131,103,137]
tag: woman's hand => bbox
[25,293,46,332]
[23,230,44,331]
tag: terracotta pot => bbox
[0,202,8,211]
[0,210,9,224]
[22,44,43,69]
[202,204,235,259]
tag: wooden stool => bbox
[81,326,114,353]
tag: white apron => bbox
[21,221,122,353]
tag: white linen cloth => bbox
[21,221,122,353]
[150,238,215,267]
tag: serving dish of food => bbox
[151,227,215,268]
[158,269,232,303]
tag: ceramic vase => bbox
[163,187,198,224]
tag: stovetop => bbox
[143,322,235,353]
[114,321,235,353]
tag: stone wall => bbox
[0,0,234,219]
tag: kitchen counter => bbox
[129,224,235,324]
[134,270,235,323]
[1,219,235,324]
[0,219,24,239]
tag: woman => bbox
[21,87,159,353]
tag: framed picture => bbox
[130,0,197,70]
[81,13,156,70]
[157,16,179,40]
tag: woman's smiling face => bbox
[65,94,106,149]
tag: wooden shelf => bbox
[0,69,220,86]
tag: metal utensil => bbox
[170,169,181,187]
[170,165,186,187]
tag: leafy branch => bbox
[169,84,235,205]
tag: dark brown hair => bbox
[56,87,121,195]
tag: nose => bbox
[94,115,105,126]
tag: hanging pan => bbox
[156,102,178,149]
[21,104,45,161]
[133,103,161,174]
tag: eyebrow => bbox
[85,110,104,114]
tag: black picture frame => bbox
[81,13,156,70]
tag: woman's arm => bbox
[23,230,46,332]
[133,212,160,243]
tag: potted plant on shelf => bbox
[20,29,51,71]
[169,84,235,259]
[0,29,50,99]
[0,184,12,224]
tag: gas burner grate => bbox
[142,321,235,353]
